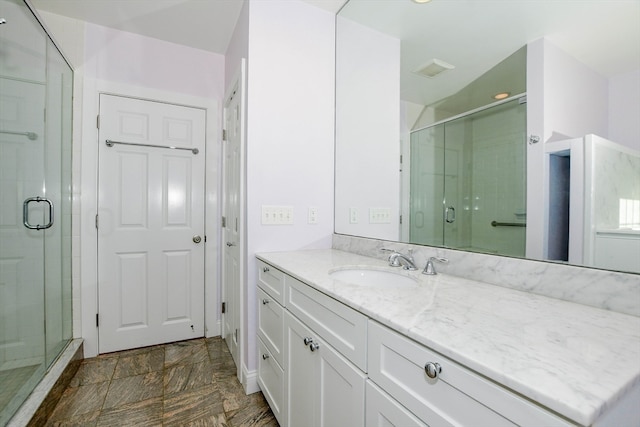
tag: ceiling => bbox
[30,0,347,55]
[30,0,639,108]
[340,0,640,107]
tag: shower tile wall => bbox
[592,139,640,229]
[468,101,526,256]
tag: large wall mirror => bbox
[335,0,640,274]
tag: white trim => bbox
[80,78,220,357]
[242,364,261,395]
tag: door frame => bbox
[221,59,249,390]
[80,79,220,357]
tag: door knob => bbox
[193,235,202,243]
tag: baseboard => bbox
[205,319,222,338]
[242,363,261,395]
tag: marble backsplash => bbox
[333,234,640,317]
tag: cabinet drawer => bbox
[366,380,426,427]
[258,287,285,367]
[258,338,285,426]
[368,321,573,427]
[257,260,285,305]
[286,275,368,371]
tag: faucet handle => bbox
[423,257,448,275]
[381,248,401,267]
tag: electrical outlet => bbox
[308,207,318,224]
[349,207,359,224]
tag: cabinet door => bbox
[258,338,285,425]
[366,380,426,427]
[285,311,366,427]
[258,287,285,366]
[286,311,316,427]
[317,335,366,427]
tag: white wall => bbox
[241,0,336,386]
[36,11,226,357]
[334,16,401,240]
[225,1,249,92]
[526,38,609,260]
[609,69,640,151]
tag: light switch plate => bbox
[369,207,392,224]
[262,205,294,225]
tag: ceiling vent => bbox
[413,59,455,78]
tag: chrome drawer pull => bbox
[262,354,270,360]
[424,362,442,379]
[303,337,314,345]
[309,342,320,352]
[262,299,270,305]
[263,266,270,273]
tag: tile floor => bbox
[45,337,278,426]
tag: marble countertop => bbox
[256,248,640,426]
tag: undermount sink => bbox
[329,268,418,288]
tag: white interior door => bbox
[97,94,206,353]
[222,80,242,366]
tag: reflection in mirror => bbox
[335,0,640,273]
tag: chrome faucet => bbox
[381,248,417,271]
[422,257,448,275]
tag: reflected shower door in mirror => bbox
[408,98,526,257]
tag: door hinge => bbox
[96,114,100,129]
[221,302,226,314]
[95,214,99,229]
[234,328,238,343]
[222,129,227,141]
[204,235,207,243]
[221,216,226,228]
[399,214,403,225]
[96,313,99,327]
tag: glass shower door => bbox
[0,0,72,423]
[409,98,527,257]
[43,36,73,368]
[0,69,48,427]
[409,124,445,246]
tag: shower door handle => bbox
[445,206,455,223]
[23,197,54,230]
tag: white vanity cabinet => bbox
[257,260,367,427]
[368,321,574,427]
[285,310,366,427]
[257,260,286,425]
[366,380,427,427]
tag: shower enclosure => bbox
[0,0,73,423]
[409,97,527,257]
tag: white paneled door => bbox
[222,80,242,367]
[97,94,206,353]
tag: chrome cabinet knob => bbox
[263,266,269,273]
[424,362,442,379]
[309,342,320,352]
[193,235,202,243]
[262,299,270,305]
[226,241,235,247]
[303,337,314,345]
[262,354,269,360]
